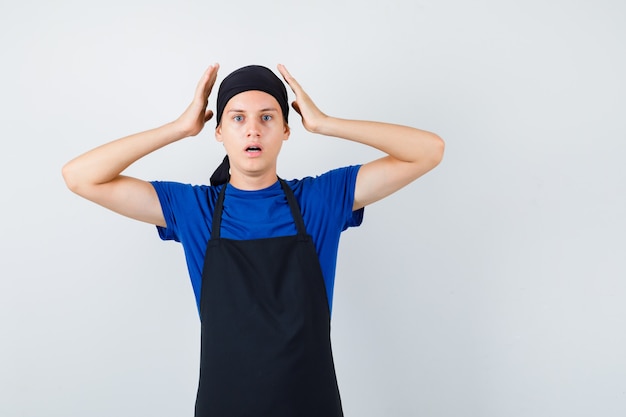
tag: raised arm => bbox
[62,64,220,226]
[278,64,444,211]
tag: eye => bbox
[233,115,243,122]
[261,114,272,122]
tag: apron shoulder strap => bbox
[278,178,307,237]
[211,184,227,240]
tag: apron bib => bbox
[194,179,343,417]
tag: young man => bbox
[62,63,444,416]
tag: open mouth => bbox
[246,146,262,153]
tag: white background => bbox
[2,0,625,416]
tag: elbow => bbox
[61,161,82,194]
[427,133,445,167]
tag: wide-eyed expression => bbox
[216,90,290,184]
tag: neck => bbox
[228,171,279,190]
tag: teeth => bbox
[247,147,261,151]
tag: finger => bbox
[202,63,220,98]
[277,63,289,80]
[204,109,214,122]
[195,63,220,101]
[277,63,302,94]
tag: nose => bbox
[246,119,261,137]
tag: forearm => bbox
[278,64,444,209]
[62,120,188,192]
[313,116,444,165]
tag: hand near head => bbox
[278,64,327,133]
[175,63,220,137]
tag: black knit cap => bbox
[210,65,289,186]
[215,65,289,126]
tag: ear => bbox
[215,125,223,143]
[283,123,290,141]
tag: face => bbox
[216,90,290,186]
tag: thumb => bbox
[291,101,301,116]
[204,109,214,122]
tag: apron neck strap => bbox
[278,178,307,237]
[211,178,307,240]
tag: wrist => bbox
[169,118,196,139]
[310,114,336,136]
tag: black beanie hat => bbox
[215,65,289,126]
[210,65,289,186]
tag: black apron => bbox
[195,179,343,417]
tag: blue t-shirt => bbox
[151,165,363,314]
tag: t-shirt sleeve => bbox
[301,165,364,231]
[341,165,364,230]
[150,181,212,242]
[150,181,180,241]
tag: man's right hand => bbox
[175,63,220,137]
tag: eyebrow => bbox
[227,107,279,113]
